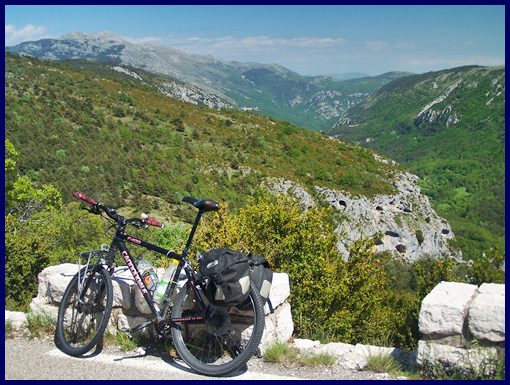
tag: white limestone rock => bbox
[5,311,27,329]
[259,302,294,354]
[419,281,478,336]
[315,342,366,370]
[291,338,321,351]
[37,263,78,304]
[417,340,499,374]
[468,283,505,343]
[316,172,455,261]
[111,267,135,309]
[265,272,290,315]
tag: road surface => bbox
[4,338,302,380]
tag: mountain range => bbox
[5,31,505,260]
[7,31,409,131]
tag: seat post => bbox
[182,210,203,257]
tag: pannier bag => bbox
[199,248,251,306]
[199,248,274,311]
[237,253,273,312]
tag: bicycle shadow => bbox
[112,344,249,378]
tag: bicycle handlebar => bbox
[73,192,164,228]
[140,213,164,228]
[73,191,97,206]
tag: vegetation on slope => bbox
[5,52,397,223]
[330,66,505,260]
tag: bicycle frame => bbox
[109,210,207,329]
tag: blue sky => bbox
[5,5,505,76]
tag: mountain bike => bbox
[54,192,265,376]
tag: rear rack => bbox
[77,244,116,292]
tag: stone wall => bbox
[417,281,505,374]
[27,263,292,353]
[8,267,504,376]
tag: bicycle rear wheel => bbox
[171,281,265,376]
[55,265,113,356]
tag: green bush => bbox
[5,215,52,311]
[194,192,394,345]
[465,248,505,285]
[5,139,107,311]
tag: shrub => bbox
[465,248,505,285]
[194,192,394,345]
[5,140,107,310]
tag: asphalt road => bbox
[4,338,301,380]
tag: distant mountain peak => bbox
[6,31,408,130]
[60,31,126,43]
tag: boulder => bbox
[419,281,478,336]
[111,268,135,309]
[259,302,294,354]
[291,338,321,351]
[265,272,290,315]
[315,342,366,370]
[417,340,499,374]
[36,263,78,304]
[468,283,505,343]
[29,297,59,320]
[5,311,27,329]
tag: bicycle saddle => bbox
[182,196,220,212]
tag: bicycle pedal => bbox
[119,327,132,333]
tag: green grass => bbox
[5,321,15,338]
[103,330,153,352]
[263,342,336,367]
[366,353,403,374]
[25,311,56,339]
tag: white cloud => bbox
[121,35,163,45]
[169,35,345,53]
[5,24,48,46]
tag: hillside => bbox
[5,53,397,220]
[6,31,407,131]
[5,53,458,261]
[330,65,505,259]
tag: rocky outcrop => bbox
[267,171,455,261]
[156,81,235,109]
[5,311,27,330]
[417,281,505,375]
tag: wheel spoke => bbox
[170,281,265,375]
[55,267,112,357]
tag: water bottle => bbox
[154,258,180,304]
[136,256,159,294]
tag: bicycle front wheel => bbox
[55,265,113,356]
[171,281,265,376]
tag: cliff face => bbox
[316,171,454,261]
[267,164,455,261]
